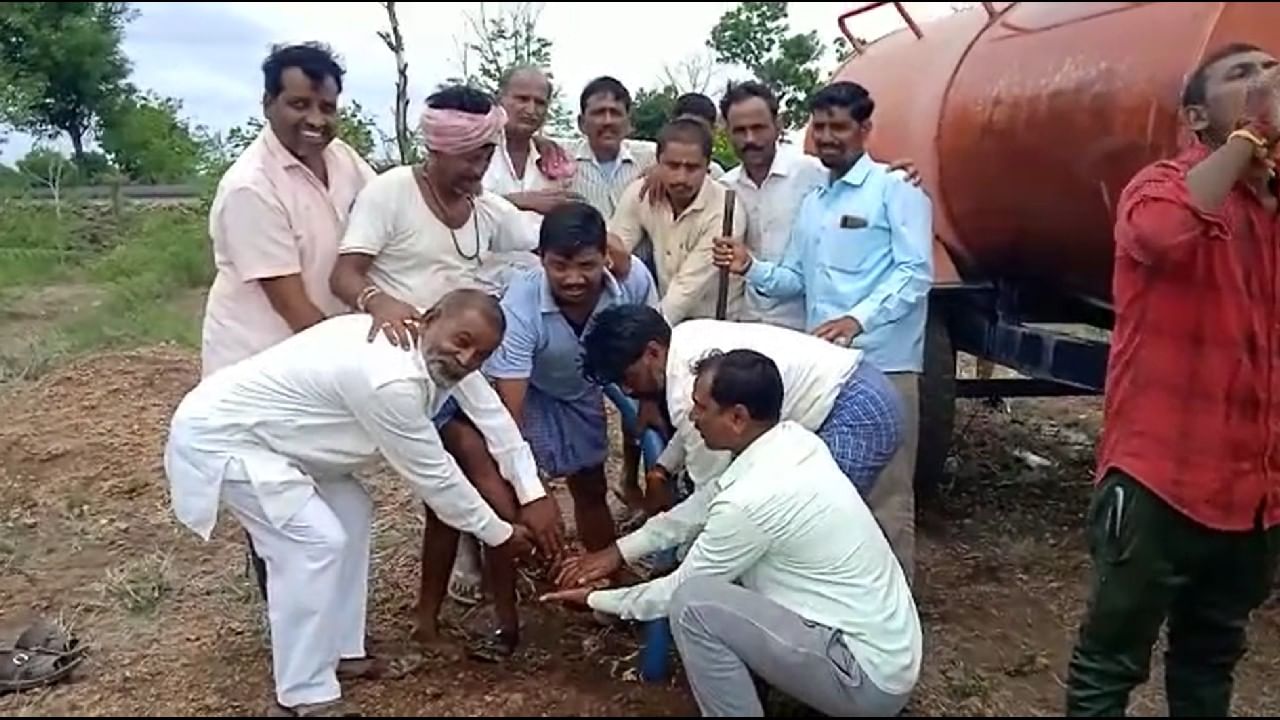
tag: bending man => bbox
[164,289,536,717]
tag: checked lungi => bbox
[520,385,609,478]
[815,360,905,497]
[432,387,607,479]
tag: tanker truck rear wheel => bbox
[915,307,956,497]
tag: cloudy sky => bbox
[1,1,955,163]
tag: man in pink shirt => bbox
[201,42,376,377]
[199,42,377,667]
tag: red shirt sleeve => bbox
[1115,158,1232,266]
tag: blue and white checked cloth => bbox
[522,384,609,478]
[815,360,905,497]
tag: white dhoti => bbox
[220,460,372,708]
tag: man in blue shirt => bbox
[486,199,656,549]
[713,81,933,581]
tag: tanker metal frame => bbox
[827,1,1280,489]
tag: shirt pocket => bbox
[821,205,889,274]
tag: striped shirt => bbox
[569,138,657,219]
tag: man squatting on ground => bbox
[546,349,922,717]
[163,290,538,717]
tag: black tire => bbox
[915,304,956,497]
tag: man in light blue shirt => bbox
[485,201,656,557]
[713,81,933,580]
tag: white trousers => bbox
[221,471,372,707]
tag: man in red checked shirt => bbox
[1065,44,1280,716]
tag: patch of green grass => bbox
[0,202,94,287]
[0,203,211,378]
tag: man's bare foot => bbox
[410,620,461,660]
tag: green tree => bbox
[0,2,136,162]
[453,1,574,136]
[708,1,826,130]
[630,85,678,142]
[98,93,206,182]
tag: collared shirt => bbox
[723,145,827,331]
[637,318,862,489]
[482,131,567,241]
[201,127,376,376]
[569,138,658,219]
[484,260,658,401]
[744,152,934,373]
[1099,142,1280,532]
[591,420,922,696]
[609,176,748,324]
[164,314,545,544]
[483,132,562,195]
[339,165,540,311]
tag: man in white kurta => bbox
[164,291,540,714]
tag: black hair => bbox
[692,349,784,423]
[427,84,494,115]
[263,42,345,98]
[810,81,875,123]
[658,117,713,160]
[580,76,632,113]
[499,65,552,101]
[433,288,506,337]
[1182,42,1264,108]
[580,304,671,386]
[674,93,718,126]
[539,201,607,257]
[720,80,780,121]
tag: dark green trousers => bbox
[1065,471,1280,716]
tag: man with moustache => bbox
[163,289,538,717]
[609,117,747,325]
[714,81,933,581]
[329,84,562,659]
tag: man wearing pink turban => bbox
[330,84,569,662]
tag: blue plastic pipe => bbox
[602,383,676,683]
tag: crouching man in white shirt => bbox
[163,289,541,717]
[546,349,921,716]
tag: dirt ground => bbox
[1,348,1278,717]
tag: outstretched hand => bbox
[539,586,595,610]
[555,544,624,589]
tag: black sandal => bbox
[466,628,519,663]
[0,618,87,696]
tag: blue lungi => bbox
[522,385,609,478]
[432,396,461,428]
[815,361,905,497]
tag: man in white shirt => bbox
[328,84,562,658]
[482,66,579,240]
[163,289,538,716]
[717,81,827,330]
[576,304,904,504]
[546,349,920,717]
